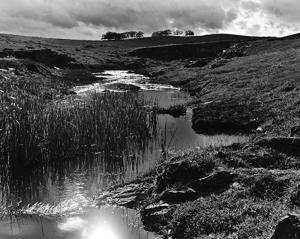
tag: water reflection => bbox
[0,207,159,239]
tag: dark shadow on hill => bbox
[130,41,235,60]
[0,49,76,68]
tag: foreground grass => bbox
[134,145,300,239]
[172,192,290,239]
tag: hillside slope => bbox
[141,37,300,136]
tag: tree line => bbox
[101,31,144,40]
[101,29,194,40]
[152,29,194,37]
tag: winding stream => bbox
[0,70,248,239]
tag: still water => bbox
[0,207,157,239]
[74,71,249,151]
[0,70,248,238]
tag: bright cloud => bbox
[0,0,299,39]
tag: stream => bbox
[0,70,248,239]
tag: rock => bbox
[271,214,300,239]
[115,195,139,208]
[256,127,264,133]
[159,187,197,203]
[154,105,186,118]
[256,137,300,157]
[97,183,147,209]
[188,170,237,195]
[143,202,170,215]
[291,126,300,137]
[156,159,215,192]
[141,202,173,231]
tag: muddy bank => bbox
[130,41,235,60]
[191,99,266,135]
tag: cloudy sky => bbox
[0,0,299,39]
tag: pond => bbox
[0,70,248,238]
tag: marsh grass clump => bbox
[0,89,156,197]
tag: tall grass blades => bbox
[0,89,157,205]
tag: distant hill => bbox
[105,34,271,48]
[281,33,300,40]
[0,33,271,50]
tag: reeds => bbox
[0,87,157,198]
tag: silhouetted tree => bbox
[174,30,184,35]
[123,31,137,38]
[102,31,144,40]
[152,29,172,37]
[136,31,144,38]
[185,30,195,36]
[102,32,126,40]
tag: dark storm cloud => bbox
[0,0,239,35]
[0,0,299,39]
[261,0,300,23]
[55,0,240,33]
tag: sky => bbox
[0,0,299,39]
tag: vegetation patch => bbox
[171,192,290,239]
[156,153,216,192]
[217,144,300,169]
[0,88,156,198]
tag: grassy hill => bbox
[0,32,299,136]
